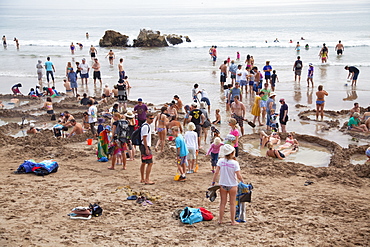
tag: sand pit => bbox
[0,94,369,246]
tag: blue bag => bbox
[179,207,203,225]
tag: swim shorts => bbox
[194,124,201,137]
[220,74,226,83]
[139,145,153,164]
[260,100,267,108]
[81,73,89,79]
[295,70,302,76]
[316,100,325,105]
[93,71,101,79]
[201,97,211,106]
[265,75,271,80]
[240,80,247,86]
[353,73,359,80]
[249,80,254,86]
[212,56,217,62]
[90,52,96,58]
[70,82,78,88]
[232,113,244,128]
[178,156,187,165]
[230,74,236,79]
[337,49,343,55]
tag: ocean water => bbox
[0,1,369,115]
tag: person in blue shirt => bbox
[263,61,272,84]
[172,126,189,181]
[68,67,78,96]
[228,60,238,85]
[44,57,55,86]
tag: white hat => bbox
[124,110,135,118]
[105,84,109,87]
[309,63,313,66]
[269,92,277,97]
[30,123,35,128]
[222,144,235,155]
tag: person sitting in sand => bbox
[260,131,281,147]
[266,143,298,160]
[167,116,183,134]
[167,102,178,120]
[61,111,74,128]
[11,83,23,95]
[347,112,368,132]
[63,79,72,93]
[277,133,299,150]
[67,119,84,137]
[53,121,69,138]
[362,106,370,130]
[26,123,39,134]
[112,85,118,98]
[212,109,221,124]
[82,112,90,130]
[349,102,360,118]
[103,84,111,98]
[173,95,183,113]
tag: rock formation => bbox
[133,29,168,47]
[166,34,183,46]
[99,30,129,47]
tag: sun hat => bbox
[222,144,235,155]
[269,92,277,97]
[105,125,111,131]
[124,110,135,118]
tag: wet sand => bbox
[0,93,369,246]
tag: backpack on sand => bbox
[131,123,149,146]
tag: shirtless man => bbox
[349,102,360,118]
[103,84,111,97]
[92,58,102,85]
[335,40,344,55]
[118,58,125,80]
[14,37,19,49]
[230,95,246,135]
[67,119,84,137]
[89,45,97,60]
[173,95,183,113]
[105,50,115,65]
[62,111,75,128]
[219,60,228,88]
[63,79,72,93]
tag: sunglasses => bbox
[149,118,155,120]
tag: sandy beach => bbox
[0,93,369,246]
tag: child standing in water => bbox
[206,137,224,173]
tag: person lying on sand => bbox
[347,112,368,132]
[266,143,298,160]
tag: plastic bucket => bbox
[86,138,93,145]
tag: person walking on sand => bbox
[184,122,198,174]
[316,85,328,121]
[92,58,102,85]
[345,66,360,86]
[134,98,148,127]
[211,144,245,225]
[89,45,97,60]
[293,56,303,83]
[79,58,90,85]
[307,63,314,87]
[140,113,155,185]
[44,57,55,86]
[118,58,125,80]
[87,100,98,136]
[279,98,289,133]
[219,60,228,88]
[106,50,115,65]
[251,91,264,126]
[231,96,246,136]
[68,68,78,96]
[335,40,344,55]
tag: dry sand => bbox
[0,95,369,246]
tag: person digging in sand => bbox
[211,144,244,225]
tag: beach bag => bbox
[199,207,213,221]
[89,203,103,217]
[115,119,130,142]
[131,123,149,146]
[238,182,253,203]
[180,207,203,225]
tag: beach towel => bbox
[97,130,109,160]
[14,159,59,176]
[236,182,253,221]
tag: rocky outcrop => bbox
[133,29,168,47]
[166,34,183,46]
[99,30,129,47]
[184,36,191,42]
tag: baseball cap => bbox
[279,98,285,102]
[309,63,313,66]
[138,98,143,102]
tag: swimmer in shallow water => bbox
[278,133,299,150]
[266,143,298,160]
[260,131,281,147]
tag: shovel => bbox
[243,119,256,128]
[20,116,25,129]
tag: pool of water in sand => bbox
[243,139,332,167]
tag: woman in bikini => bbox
[278,132,299,150]
[316,85,328,121]
[211,144,244,225]
[266,143,297,160]
[155,106,169,153]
